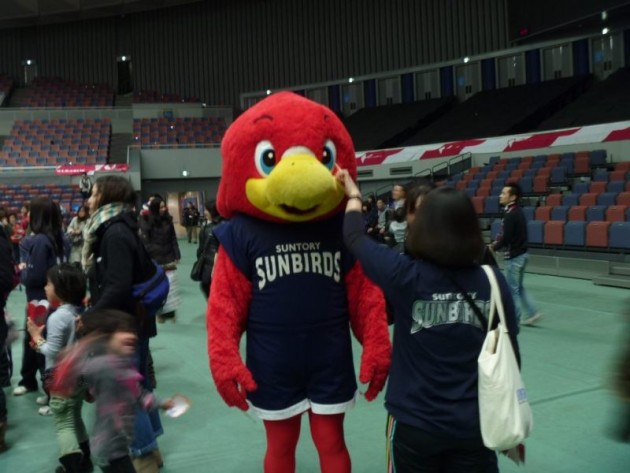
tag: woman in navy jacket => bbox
[14,197,66,396]
[337,170,520,473]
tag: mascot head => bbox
[217,92,356,222]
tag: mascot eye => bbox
[321,140,336,170]
[255,140,276,176]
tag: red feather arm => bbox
[207,248,257,410]
[345,261,392,401]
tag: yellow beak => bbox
[246,154,344,222]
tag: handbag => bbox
[190,231,212,282]
[478,265,533,451]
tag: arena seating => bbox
[343,98,454,151]
[0,118,111,166]
[402,76,592,146]
[18,77,114,107]
[537,67,630,130]
[0,183,82,216]
[133,90,200,103]
[485,152,630,251]
[132,117,227,148]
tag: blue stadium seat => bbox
[520,177,533,194]
[562,194,580,207]
[484,196,500,214]
[491,185,503,196]
[586,205,606,222]
[550,167,567,185]
[551,205,568,221]
[533,155,547,164]
[559,159,574,174]
[564,221,586,246]
[505,161,519,171]
[608,181,625,193]
[465,188,476,198]
[528,220,544,244]
[597,192,618,206]
[522,207,535,221]
[573,182,589,194]
[491,218,502,240]
[498,171,510,180]
[610,222,630,249]
[590,149,607,167]
[560,152,575,160]
[593,169,609,182]
[488,156,500,166]
[523,169,537,178]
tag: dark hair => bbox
[405,181,437,216]
[147,196,171,225]
[362,200,373,213]
[81,309,136,337]
[94,175,135,208]
[504,182,522,201]
[47,263,86,306]
[29,196,65,258]
[76,205,89,221]
[204,200,221,221]
[406,187,484,266]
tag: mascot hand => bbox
[359,352,390,401]
[214,363,257,411]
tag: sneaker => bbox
[36,395,49,406]
[13,386,32,396]
[38,406,52,416]
[522,313,542,326]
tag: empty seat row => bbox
[491,220,630,249]
[528,205,628,222]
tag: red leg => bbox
[309,411,351,473]
[263,416,302,473]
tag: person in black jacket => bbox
[491,182,541,328]
[0,225,16,452]
[82,175,164,472]
[182,202,200,244]
[14,196,67,398]
[140,196,181,323]
[196,200,222,299]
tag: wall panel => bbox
[0,0,508,106]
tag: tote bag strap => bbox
[480,265,509,334]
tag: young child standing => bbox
[27,263,91,473]
[52,309,174,473]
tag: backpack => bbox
[132,261,170,319]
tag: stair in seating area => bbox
[7,87,31,107]
[115,94,133,107]
[109,133,132,164]
[593,264,630,289]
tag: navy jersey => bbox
[214,214,358,415]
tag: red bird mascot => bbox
[207,92,391,472]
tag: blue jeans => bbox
[130,337,163,457]
[505,253,539,326]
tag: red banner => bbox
[55,164,129,176]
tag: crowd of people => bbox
[0,177,220,472]
[0,173,548,472]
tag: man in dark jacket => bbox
[491,182,541,328]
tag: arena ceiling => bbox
[0,0,202,28]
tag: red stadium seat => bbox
[568,206,587,221]
[535,206,552,221]
[579,193,598,206]
[544,221,564,245]
[471,196,484,214]
[606,206,627,222]
[617,192,630,206]
[533,176,549,193]
[589,181,607,194]
[546,194,562,207]
[586,221,610,248]
[574,156,590,174]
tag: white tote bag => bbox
[478,265,533,451]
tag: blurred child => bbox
[27,263,90,472]
[52,310,174,473]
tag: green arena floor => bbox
[1,240,629,472]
